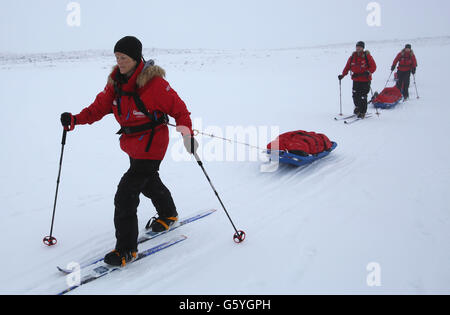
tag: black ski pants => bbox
[396,70,411,99]
[352,81,371,114]
[114,158,177,252]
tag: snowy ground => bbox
[0,36,449,295]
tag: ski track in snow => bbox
[0,37,449,294]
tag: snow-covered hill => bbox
[0,37,449,294]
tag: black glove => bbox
[391,65,396,72]
[60,112,76,131]
[412,68,416,74]
[364,71,371,76]
[338,74,344,81]
[183,135,199,155]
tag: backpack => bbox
[113,60,169,152]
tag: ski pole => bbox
[412,73,420,99]
[192,152,246,243]
[43,129,68,246]
[339,79,342,115]
[384,71,393,89]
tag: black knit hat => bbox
[356,41,365,49]
[114,36,142,62]
[405,44,412,49]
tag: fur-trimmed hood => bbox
[353,50,371,56]
[107,59,166,88]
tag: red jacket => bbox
[392,50,417,72]
[342,51,377,82]
[75,61,193,160]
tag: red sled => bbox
[266,130,337,167]
[373,86,403,109]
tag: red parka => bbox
[392,50,417,72]
[342,51,377,82]
[75,61,193,160]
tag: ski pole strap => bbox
[194,152,203,166]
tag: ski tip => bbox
[198,208,217,213]
[56,266,71,274]
[172,234,188,241]
[192,208,218,217]
[166,234,188,243]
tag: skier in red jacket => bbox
[338,41,377,118]
[60,36,198,267]
[391,44,417,100]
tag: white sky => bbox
[1,0,449,53]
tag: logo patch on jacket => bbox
[166,84,171,92]
[133,110,146,118]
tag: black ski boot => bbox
[146,214,179,233]
[357,112,366,119]
[104,249,137,267]
[353,107,360,115]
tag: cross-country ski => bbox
[56,209,216,274]
[58,235,187,295]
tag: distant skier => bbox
[338,41,377,118]
[391,44,417,100]
[60,36,198,267]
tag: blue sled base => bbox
[267,142,338,167]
